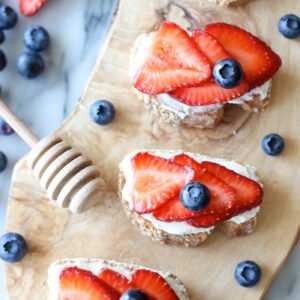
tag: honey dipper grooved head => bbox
[27,136,105,213]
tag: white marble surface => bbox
[0,0,298,299]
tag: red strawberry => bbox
[171,154,204,174]
[170,79,250,106]
[132,269,179,300]
[131,152,194,214]
[98,269,136,294]
[153,154,236,221]
[133,21,211,95]
[205,23,282,87]
[187,213,229,228]
[170,29,250,106]
[19,0,47,17]
[200,161,263,212]
[191,30,231,65]
[59,267,119,300]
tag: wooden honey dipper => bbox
[0,100,105,213]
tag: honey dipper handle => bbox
[0,100,39,147]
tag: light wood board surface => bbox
[4,0,300,299]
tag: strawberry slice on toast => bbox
[188,160,263,228]
[59,267,119,300]
[132,269,179,300]
[153,154,236,222]
[191,30,231,65]
[131,152,194,214]
[205,23,282,88]
[170,80,250,106]
[170,30,250,106]
[133,21,211,95]
[98,269,136,294]
[187,213,230,228]
[200,161,263,213]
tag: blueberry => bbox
[180,181,210,211]
[0,30,5,44]
[0,151,7,173]
[262,133,285,156]
[120,289,149,300]
[24,26,50,52]
[235,260,262,287]
[16,52,45,79]
[0,117,14,135]
[89,100,115,125]
[0,232,28,263]
[213,58,243,89]
[0,49,7,71]
[0,4,18,30]
[278,14,300,39]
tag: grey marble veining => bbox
[0,0,298,299]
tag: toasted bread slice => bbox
[130,33,272,128]
[119,150,261,247]
[48,258,190,299]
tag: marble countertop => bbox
[0,0,298,299]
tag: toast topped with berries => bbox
[119,150,263,247]
[130,21,281,128]
[48,258,189,300]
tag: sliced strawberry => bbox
[187,213,229,228]
[169,29,250,106]
[133,21,211,95]
[98,269,136,294]
[200,161,263,212]
[131,152,194,214]
[59,267,119,300]
[170,79,250,105]
[19,0,47,17]
[173,154,237,214]
[153,154,236,221]
[132,269,179,300]
[205,23,282,87]
[192,30,231,65]
[171,154,204,174]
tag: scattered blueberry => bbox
[0,49,7,71]
[262,133,285,156]
[0,4,18,30]
[235,260,262,287]
[23,26,50,52]
[180,181,210,211]
[213,58,243,89]
[0,151,7,173]
[16,52,45,79]
[278,14,300,39]
[120,289,149,300]
[89,100,116,125]
[0,117,14,135]
[0,30,5,44]
[0,232,28,263]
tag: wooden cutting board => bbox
[4,0,300,299]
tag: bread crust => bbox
[239,93,270,112]
[138,91,224,128]
[136,86,270,128]
[118,170,257,247]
